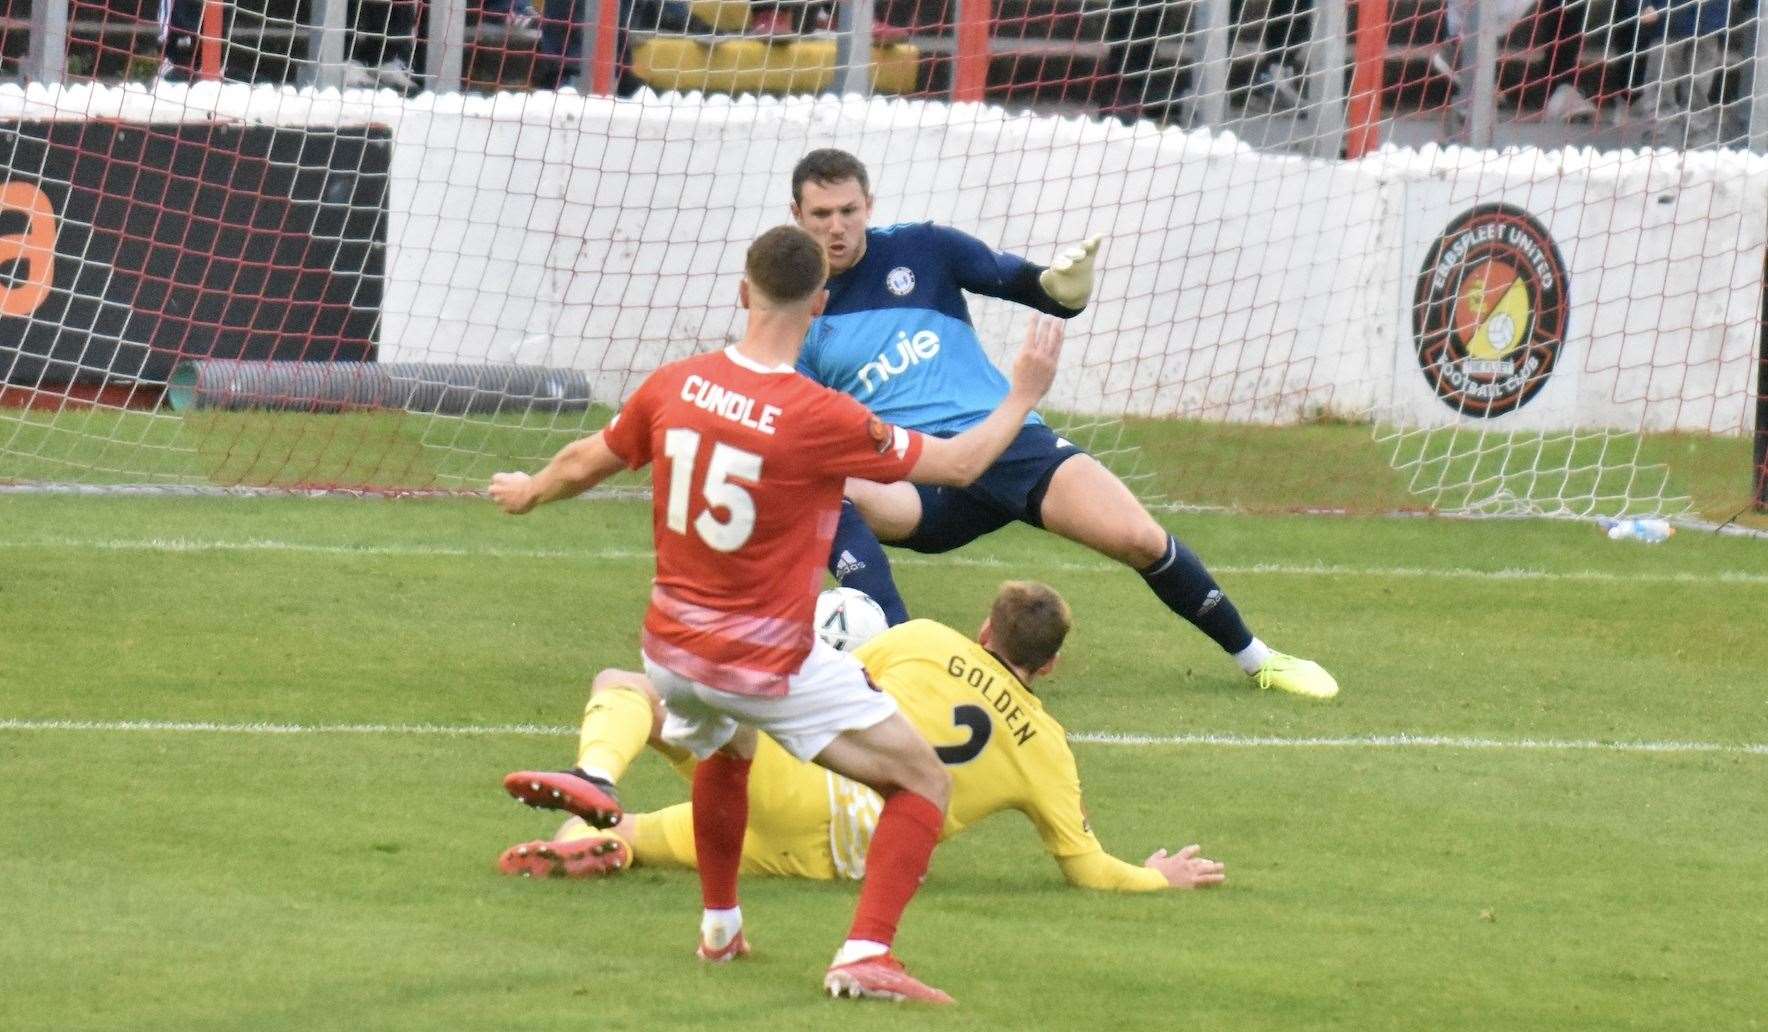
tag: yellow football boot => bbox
[1252,653,1339,700]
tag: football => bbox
[814,587,891,652]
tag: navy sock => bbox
[828,499,910,625]
[1138,534,1254,655]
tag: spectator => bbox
[740,0,916,39]
[748,1,829,36]
[482,0,542,32]
[346,0,421,93]
[1233,0,1313,112]
[157,0,202,80]
[1442,0,1597,121]
[1102,0,1189,124]
[473,0,542,89]
[528,0,589,90]
[1524,0,1600,119]
[157,0,420,93]
[1431,0,1535,94]
[1603,0,1667,100]
[530,0,709,92]
[1634,0,1735,142]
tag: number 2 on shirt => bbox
[662,427,761,552]
[935,704,992,765]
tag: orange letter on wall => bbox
[1,181,57,319]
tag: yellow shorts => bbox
[564,735,841,880]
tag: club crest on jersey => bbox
[885,266,916,296]
[1413,203,1568,419]
[865,415,911,458]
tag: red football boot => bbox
[696,930,751,963]
[497,835,630,879]
[824,954,954,1004]
[502,770,622,829]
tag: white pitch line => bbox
[0,536,652,562]
[1069,731,1768,755]
[0,718,572,736]
[1,718,1763,755]
[1,535,1765,585]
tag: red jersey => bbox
[602,346,926,697]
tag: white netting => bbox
[2,0,1764,521]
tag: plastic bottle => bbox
[1597,517,1675,544]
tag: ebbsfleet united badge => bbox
[1413,203,1568,418]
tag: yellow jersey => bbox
[852,620,1166,891]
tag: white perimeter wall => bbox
[3,82,1763,434]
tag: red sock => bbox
[847,790,944,947]
[691,752,751,910]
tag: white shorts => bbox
[642,639,898,762]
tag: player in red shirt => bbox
[490,225,1062,1004]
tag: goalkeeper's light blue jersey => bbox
[797,222,1077,435]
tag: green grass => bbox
[1,495,1765,1030]
[4,407,1762,529]
[1076,415,1766,528]
[0,407,618,490]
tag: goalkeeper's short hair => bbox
[792,148,870,203]
[990,581,1071,671]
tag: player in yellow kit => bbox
[499,582,1225,891]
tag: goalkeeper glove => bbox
[1038,234,1103,310]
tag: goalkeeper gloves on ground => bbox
[1038,235,1103,309]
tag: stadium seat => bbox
[688,0,752,34]
[768,41,836,93]
[629,38,920,96]
[771,41,919,95]
[868,43,920,94]
[704,39,772,94]
[629,38,712,91]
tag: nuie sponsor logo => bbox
[855,329,940,396]
[1413,203,1568,418]
[0,180,56,319]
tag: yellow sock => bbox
[575,684,654,783]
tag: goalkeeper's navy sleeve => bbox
[936,224,1084,318]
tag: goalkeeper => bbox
[789,148,1336,700]
[498,582,1227,892]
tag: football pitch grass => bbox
[2,494,1764,1030]
[5,405,1766,529]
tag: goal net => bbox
[3,0,1764,524]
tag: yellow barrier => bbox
[631,39,920,96]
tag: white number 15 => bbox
[662,428,761,552]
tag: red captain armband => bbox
[866,416,911,459]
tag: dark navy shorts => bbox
[899,423,1089,554]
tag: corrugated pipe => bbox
[166,361,593,414]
